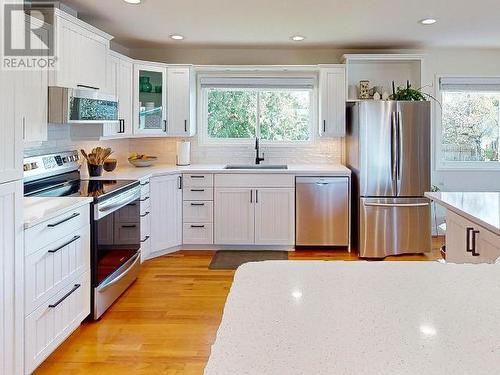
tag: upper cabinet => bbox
[104,52,133,138]
[318,65,346,138]
[51,9,112,90]
[133,63,196,137]
[167,66,196,136]
[133,62,168,136]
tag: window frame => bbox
[197,71,318,147]
[435,75,500,171]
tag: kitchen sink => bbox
[224,164,288,170]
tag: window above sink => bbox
[198,71,317,146]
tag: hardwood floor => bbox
[34,239,443,374]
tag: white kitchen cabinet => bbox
[0,46,22,184]
[15,16,49,144]
[254,188,295,245]
[319,65,346,137]
[104,52,133,138]
[0,181,23,375]
[150,174,183,257]
[133,62,168,136]
[215,188,255,245]
[445,211,500,264]
[139,178,152,261]
[51,9,111,90]
[167,66,196,136]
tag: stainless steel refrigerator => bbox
[346,101,431,258]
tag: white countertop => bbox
[205,261,500,375]
[24,197,93,229]
[81,163,351,181]
[426,192,500,236]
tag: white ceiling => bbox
[61,0,500,49]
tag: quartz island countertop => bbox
[425,192,500,236]
[80,163,351,181]
[205,261,500,375]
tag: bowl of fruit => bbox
[128,153,158,167]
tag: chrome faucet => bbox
[255,137,265,165]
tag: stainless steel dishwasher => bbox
[295,177,349,247]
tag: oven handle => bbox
[96,251,141,292]
[97,189,140,214]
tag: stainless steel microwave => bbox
[48,86,118,124]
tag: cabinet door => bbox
[254,188,295,245]
[167,67,193,136]
[133,63,168,135]
[17,17,48,143]
[446,211,500,264]
[54,16,108,90]
[150,174,182,256]
[0,61,23,184]
[0,181,23,375]
[319,66,346,137]
[119,59,134,136]
[215,188,255,245]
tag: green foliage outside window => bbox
[207,89,311,141]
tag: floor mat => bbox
[208,250,288,270]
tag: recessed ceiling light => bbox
[290,35,305,41]
[170,34,185,41]
[123,0,141,4]
[420,18,437,25]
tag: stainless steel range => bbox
[24,150,141,319]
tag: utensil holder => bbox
[87,163,103,177]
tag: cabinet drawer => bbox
[140,199,151,216]
[183,223,213,245]
[215,174,294,188]
[25,226,90,314]
[25,271,90,374]
[25,205,90,255]
[140,179,150,197]
[183,174,214,188]
[183,201,213,223]
[140,211,151,241]
[183,187,213,201]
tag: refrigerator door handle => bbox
[364,202,430,208]
[391,112,398,183]
[396,111,402,182]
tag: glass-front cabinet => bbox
[133,63,168,135]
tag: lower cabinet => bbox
[24,203,91,374]
[0,181,23,375]
[25,271,90,374]
[446,210,500,264]
[215,187,295,246]
[150,174,183,256]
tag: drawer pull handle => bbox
[466,227,474,252]
[190,189,205,192]
[121,225,137,228]
[190,203,205,206]
[49,284,81,308]
[48,235,80,254]
[47,212,80,228]
[128,203,137,206]
[141,235,150,243]
[190,225,205,228]
[140,211,150,217]
[190,176,205,179]
[140,181,150,186]
[472,230,480,256]
[140,196,150,202]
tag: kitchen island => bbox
[205,260,500,375]
[426,192,500,263]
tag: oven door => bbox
[94,197,141,286]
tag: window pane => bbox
[259,91,311,141]
[207,89,257,139]
[442,91,500,162]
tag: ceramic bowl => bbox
[128,156,158,167]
